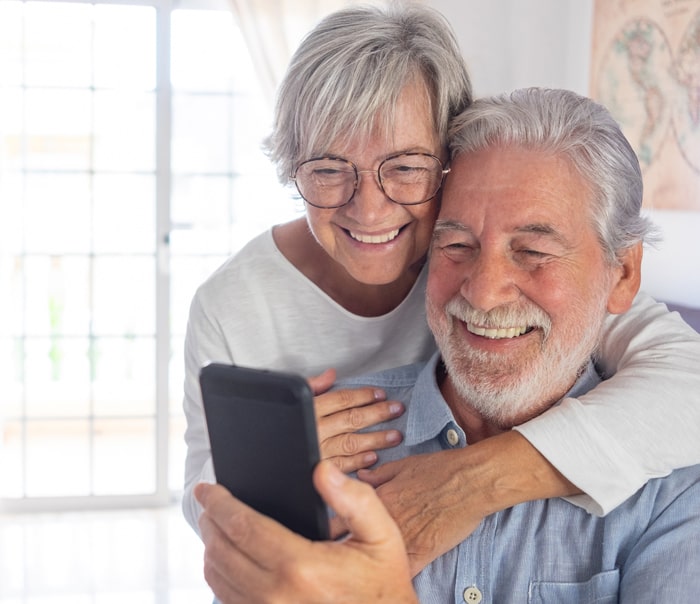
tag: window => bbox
[0,0,297,510]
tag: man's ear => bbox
[606,241,643,314]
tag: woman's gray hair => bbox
[264,2,472,184]
[448,87,658,264]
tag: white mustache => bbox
[444,297,552,341]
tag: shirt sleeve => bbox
[514,291,700,515]
[181,291,227,534]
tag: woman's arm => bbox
[359,430,579,575]
[183,298,407,534]
[182,294,225,533]
[360,292,700,574]
[516,292,700,514]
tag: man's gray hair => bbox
[264,3,473,184]
[449,87,658,263]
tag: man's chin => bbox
[443,352,576,427]
[449,375,541,425]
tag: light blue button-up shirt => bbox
[340,352,700,603]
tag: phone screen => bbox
[200,363,330,540]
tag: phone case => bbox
[199,363,329,540]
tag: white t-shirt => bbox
[182,228,700,529]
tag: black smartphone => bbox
[199,362,330,540]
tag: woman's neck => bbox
[273,217,424,317]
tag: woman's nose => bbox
[345,169,395,221]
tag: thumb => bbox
[313,460,398,546]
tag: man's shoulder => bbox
[615,463,700,523]
[650,464,700,501]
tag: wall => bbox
[428,0,700,308]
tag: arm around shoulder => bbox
[516,291,700,514]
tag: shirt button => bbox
[463,586,483,603]
[446,428,460,447]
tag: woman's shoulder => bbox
[208,228,287,281]
[189,229,283,304]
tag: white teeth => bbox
[349,228,400,244]
[467,324,530,339]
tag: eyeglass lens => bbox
[294,153,443,208]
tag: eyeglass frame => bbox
[290,152,451,209]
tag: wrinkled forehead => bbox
[440,146,596,229]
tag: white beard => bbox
[428,291,610,429]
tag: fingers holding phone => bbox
[195,463,418,604]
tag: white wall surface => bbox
[428,0,700,308]
[428,0,592,96]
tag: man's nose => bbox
[460,252,520,312]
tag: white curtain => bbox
[230,0,351,104]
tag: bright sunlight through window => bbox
[0,0,298,509]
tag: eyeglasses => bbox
[291,152,450,209]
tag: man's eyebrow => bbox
[433,219,470,236]
[433,220,572,246]
[518,223,555,235]
[434,220,561,237]
[516,223,570,246]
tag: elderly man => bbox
[195,88,700,603]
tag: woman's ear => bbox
[606,242,643,314]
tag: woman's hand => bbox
[309,369,405,473]
[358,431,580,576]
[358,449,482,575]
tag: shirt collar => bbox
[405,352,454,446]
[404,351,601,447]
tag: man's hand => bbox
[195,461,418,604]
[309,369,404,473]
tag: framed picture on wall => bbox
[590,0,700,212]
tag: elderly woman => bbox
[183,2,700,578]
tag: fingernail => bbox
[363,451,378,464]
[386,430,402,444]
[374,389,386,401]
[389,402,404,415]
[357,468,372,480]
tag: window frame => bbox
[0,0,276,512]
